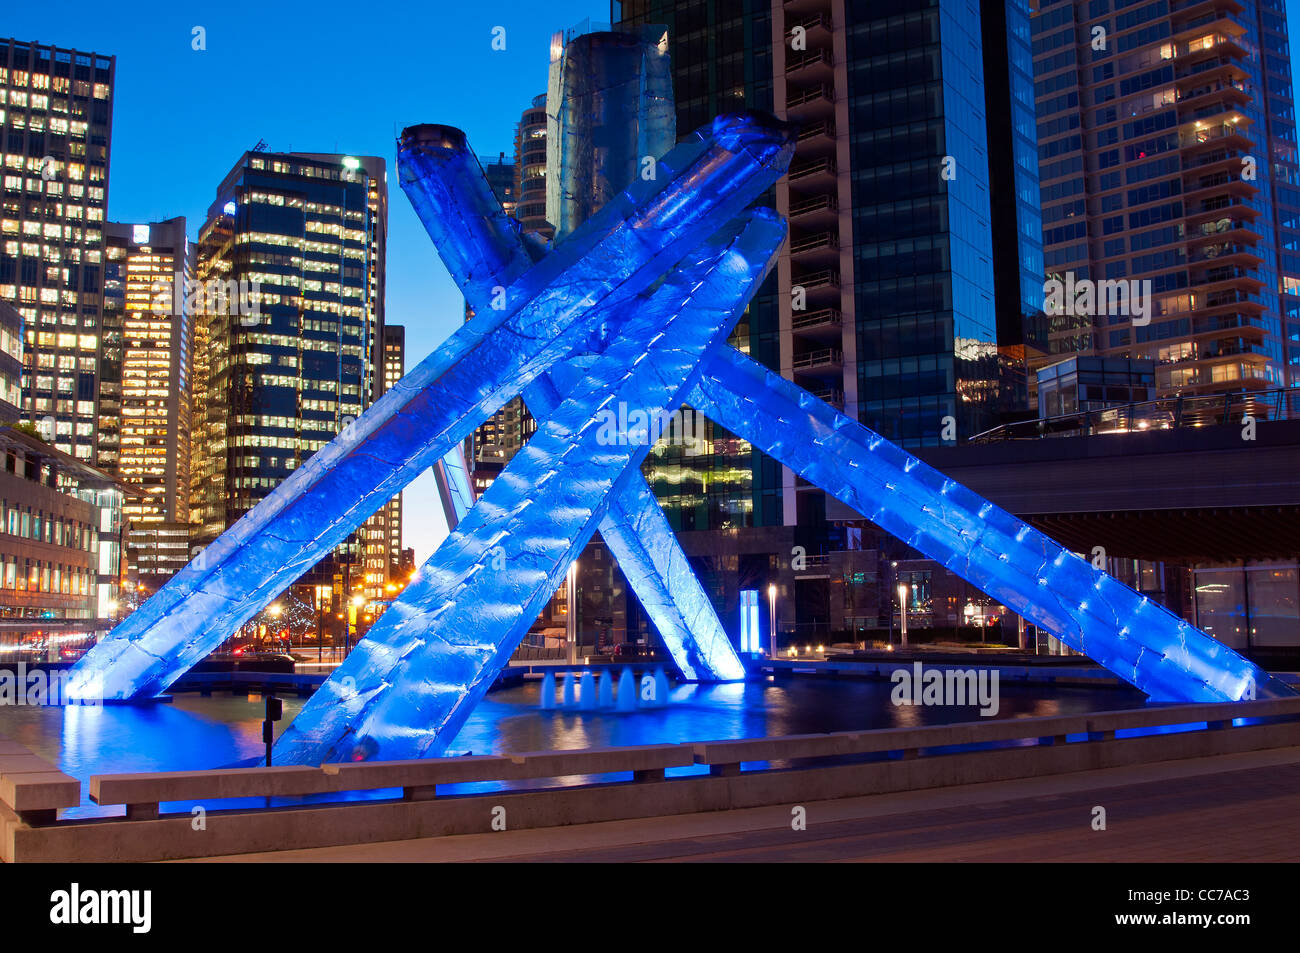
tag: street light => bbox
[887,561,898,648]
[268,603,283,651]
[565,561,578,665]
[767,583,777,659]
[898,582,909,646]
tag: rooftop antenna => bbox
[252,139,269,153]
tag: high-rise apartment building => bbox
[515,94,552,236]
[1032,0,1300,394]
[101,217,192,585]
[0,38,115,461]
[190,149,387,615]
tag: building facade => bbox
[609,0,1043,648]
[0,424,126,651]
[0,38,115,461]
[515,93,552,236]
[100,217,193,586]
[190,149,387,627]
[1031,0,1300,394]
[379,323,404,582]
[0,298,20,421]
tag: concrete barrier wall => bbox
[4,699,1299,862]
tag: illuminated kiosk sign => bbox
[739,590,760,655]
[68,114,1292,765]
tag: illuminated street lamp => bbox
[269,603,283,651]
[767,583,777,659]
[898,582,910,646]
[565,561,578,665]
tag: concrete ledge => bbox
[91,766,340,806]
[691,697,1300,765]
[11,710,1300,862]
[323,755,517,788]
[0,754,59,776]
[505,744,693,776]
[0,771,81,814]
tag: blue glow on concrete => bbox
[687,346,1292,704]
[68,113,794,702]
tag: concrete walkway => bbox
[188,746,1300,862]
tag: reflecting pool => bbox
[0,676,1146,818]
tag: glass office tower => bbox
[101,217,193,585]
[191,150,387,619]
[612,1,1043,645]
[0,38,114,461]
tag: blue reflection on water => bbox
[0,677,1146,818]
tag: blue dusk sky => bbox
[3,0,609,563]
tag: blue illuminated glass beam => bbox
[272,210,786,764]
[400,126,746,683]
[67,114,794,701]
[686,346,1292,703]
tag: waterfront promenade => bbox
[203,746,1300,862]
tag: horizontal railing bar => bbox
[50,697,1300,814]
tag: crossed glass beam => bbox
[68,112,1290,764]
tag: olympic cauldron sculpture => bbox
[67,113,1291,764]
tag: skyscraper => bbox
[101,217,192,585]
[0,38,115,461]
[515,93,552,236]
[1032,0,1300,394]
[190,149,387,615]
[380,323,404,581]
[613,0,1044,644]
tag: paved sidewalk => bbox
[191,746,1300,862]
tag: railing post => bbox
[126,802,159,821]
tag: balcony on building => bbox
[784,0,833,16]
[1181,174,1258,210]
[791,269,841,310]
[789,192,838,230]
[790,307,843,346]
[788,154,837,189]
[789,229,839,269]
[791,346,844,378]
[786,83,835,121]
[785,47,834,84]
[803,384,845,411]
